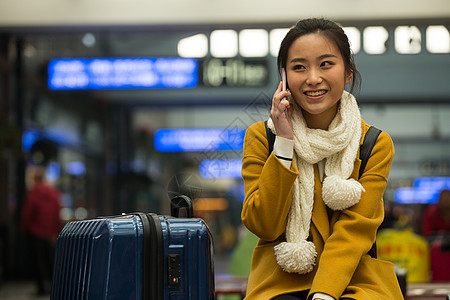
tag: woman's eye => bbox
[321,61,333,67]
[293,65,305,70]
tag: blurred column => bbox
[0,33,10,282]
[108,105,134,214]
[0,35,25,280]
[14,38,26,224]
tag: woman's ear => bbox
[345,69,353,85]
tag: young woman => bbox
[241,18,404,300]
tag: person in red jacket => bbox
[21,167,62,295]
[422,189,450,238]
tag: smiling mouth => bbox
[304,90,327,97]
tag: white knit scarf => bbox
[267,91,364,274]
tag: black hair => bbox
[277,18,361,95]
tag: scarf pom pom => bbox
[322,175,365,211]
[274,240,317,274]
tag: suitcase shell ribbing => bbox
[51,212,214,300]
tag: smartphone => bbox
[281,68,289,118]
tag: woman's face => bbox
[286,33,352,127]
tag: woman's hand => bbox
[270,81,294,140]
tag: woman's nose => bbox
[306,69,323,85]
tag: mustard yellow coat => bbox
[241,120,404,300]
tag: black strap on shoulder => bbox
[264,120,276,155]
[358,126,382,179]
[358,126,382,259]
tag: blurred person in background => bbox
[379,201,398,230]
[241,18,403,299]
[422,189,450,282]
[21,166,62,295]
[422,189,450,238]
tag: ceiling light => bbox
[210,30,238,58]
[239,29,268,57]
[426,25,450,53]
[270,28,289,56]
[343,27,361,54]
[395,26,421,54]
[82,33,96,48]
[177,33,208,58]
[363,26,389,54]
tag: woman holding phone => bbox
[241,18,403,299]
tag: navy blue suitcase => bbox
[50,196,215,300]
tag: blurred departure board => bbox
[394,177,450,204]
[154,128,245,152]
[48,57,198,90]
[199,159,243,179]
[200,58,269,87]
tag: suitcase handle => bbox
[171,195,193,218]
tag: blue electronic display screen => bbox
[413,176,450,190]
[22,130,40,152]
[394,187,442,204]
[22,128,81,150]
[48,57,198,90]
[199,159,243,179]
[394,176,450,204]
[153,128,245,152]
[65,161,86,176]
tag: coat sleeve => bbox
[310,130,395,299]
[241,122,299,242]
